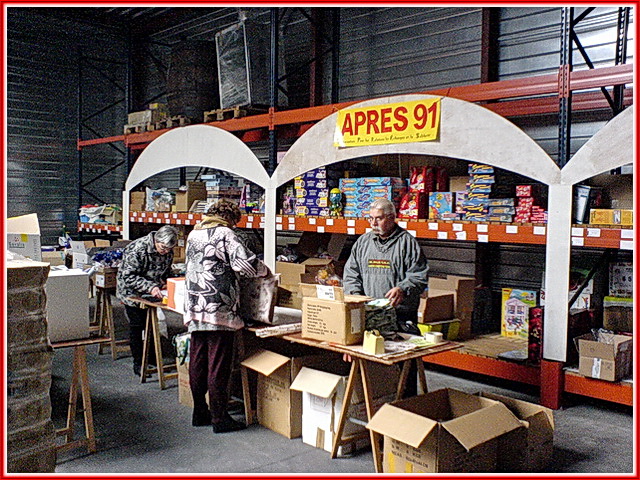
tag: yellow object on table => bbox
[363,330,385,355]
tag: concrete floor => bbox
[50,298,634,474]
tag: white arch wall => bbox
[544,106,635,361]
[121,125,272,240]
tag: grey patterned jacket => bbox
[184,225,268,332]
[116,231,174,307]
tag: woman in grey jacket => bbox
[184,199,269,433]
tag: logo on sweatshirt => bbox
[368,259,391,269]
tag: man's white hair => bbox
[369,198,396,217]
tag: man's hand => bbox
[150,286,163,299]
[385,286,405,307]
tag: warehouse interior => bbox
[5,4,635,475]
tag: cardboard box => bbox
[70,240,93,270]
[501,288,537,339]
[41,250,65,266]
[277,284,303,310]
[176,360,209,408]
[300,284,370,345]
[175,181,207,212]
[290,363,399,454]
[45,269,90,342]
[577,332,633,381]
[166,277,186,313]
[94,266,118,288]
[477,392,554,472]
[366,388,523,473]
[276,258,335,286]
[603,297,633,332]
[241,349,321,438]
[7,213,42,261]
[417,288,454,323]
[609,261,633,297]
[428,275,475,339]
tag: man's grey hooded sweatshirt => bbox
[342,225,429,317]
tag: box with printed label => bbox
[166,277,186,313]
[300,284,370,345]
[501,288,537,339]
[290,363,399,454]
[7,213,42,261]
[429,275,475,339]
[577,332,632,381]
[94,266,118,288]
[366,388,523,473]
[175,181,207,212]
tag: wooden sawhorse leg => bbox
[56,345,96,454]
[97,291,130,360]
[396,357,428,399]
[140,307,177,390]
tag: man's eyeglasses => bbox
[368,214,391,224]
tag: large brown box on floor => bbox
[428,275,475,339]
[577,332,633,382]
[477,391,554,472]
[241,349,322,438]
[175,181,207,212]
[300,284,370,345]
[275,258,334,286]
[366,388,522,473]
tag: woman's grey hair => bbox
[369,198,396,218]
[155,225,179,247]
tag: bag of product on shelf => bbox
[398,190,428,219]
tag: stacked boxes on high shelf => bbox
[340,177,406,218]
[460,164,494,222]
[201,173,244,205]
[515,184,548,223]
[400,166,447,219]
[130,191,145,212]
[295,167,332,217]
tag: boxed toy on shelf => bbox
[501,288,537,339]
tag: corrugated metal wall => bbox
[6,8,127,245]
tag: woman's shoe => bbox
[212,414,246,433]
[192,408,211,427]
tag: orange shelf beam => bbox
[564,371,633,406]
[77,222,122,233]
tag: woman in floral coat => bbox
[184,199,269,433]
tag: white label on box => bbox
[347,219,356,227]
[476,224,488,233]
[397,221,407,229]
[452,223,463,231]
[586,228,601,237]
[247,216,254,222]
[478,234,489,243]
[276,224,283,230]
[351,309,362,334]
[289,217,295,224]
[347,227,355,235]
[437,231,448,240]
[591,358,602,379]
[571,227,584,237]
[428,223,438,230]
[506,225,518,234]
[276,216,282,223]
[621,229,634,239]
[572,237,585,246]
[316,285,336,300]
[620,240,634,250]
[534,226,546,235]
[455,231,467,240]
[309,218,316,225]
[408,230,417,237]
[317,226,325,233]
[326,218,334,226]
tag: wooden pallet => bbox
[123,123,148,135]
[153,115,191,130]
[203,106,267,123]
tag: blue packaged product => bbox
[468,164,494,174]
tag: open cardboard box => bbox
[476,391,554,472]
[366,388,523,473]
[428,275,475,339]
[7,213,42,261]
[241,349,324,439]
[300,283,371,345]
[417,288,454,323]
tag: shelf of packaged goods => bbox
[570,225,634,250]
[78,222,123,233]
[128,213,633,249]
[563,369,633,406]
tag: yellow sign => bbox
[334,98,441,147]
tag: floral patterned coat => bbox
[184,225,268,332]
